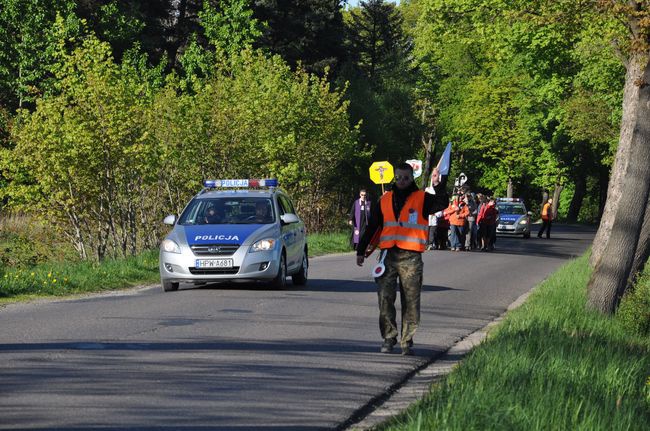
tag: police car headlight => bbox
[161,239,181,254]
[519,219,528,225]
[251,238,276,252]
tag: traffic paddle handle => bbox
[364,229,381,258]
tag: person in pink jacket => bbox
[477,197,498,251]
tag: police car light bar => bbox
[203,179,279,188]
[497,197,522,202]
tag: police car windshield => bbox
[497,204,526,215]
[178,197,275,225]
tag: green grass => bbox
[0,232,353,301]
[0,250,160,302]
[378,254,650,431]
[307,230,353,256]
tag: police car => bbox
[159,179,308,291]
[495,198,532,238]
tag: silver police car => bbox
[496,198,532,238]
[159,179,308,291]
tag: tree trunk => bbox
[566,174,586,222]
[507,178,513,198]
[598,167,609,219]
[552,182,562,217]
[169,0,188,67]
[626,197,650,290]
[421,137,435,191]
[590,55,645,267]
[587,55,650,314]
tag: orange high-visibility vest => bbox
[379,190,428,252]
[542,203,552,221]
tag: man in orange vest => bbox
[356,163,449,355]
[538,198,554,239]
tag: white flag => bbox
[436,142,452,175]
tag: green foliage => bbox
[74,0,173,64]
[617,266,650,337]
[199,0,262,59]
[177,34,217,92]
[413,0,625,208]
[0,0,80,109]
[340,0,420,180]
[4,35,162,260]
[0,214,77,268]
[154,50,363,231]
[95,0,145,53]
[2,32,360,261]
[346,0,409,81]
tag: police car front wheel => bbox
[291,253,308,286]
[270,252,287,289]
[162,281,179,292]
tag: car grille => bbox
[189,267,240,275]
[191,244,240,256]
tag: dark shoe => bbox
[537,235,542,238]
[380,339,396,353]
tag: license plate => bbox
[498,225,514,230]
[195,259,233,268]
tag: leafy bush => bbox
[617,267,650,337]
[4,38,361,262]
[0,213,77,269]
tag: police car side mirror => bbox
[280,213,299,225]
[163,215,176,225]
[527,211,533,216]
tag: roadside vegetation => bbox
[0,229,353,302]
[378,254,650,431]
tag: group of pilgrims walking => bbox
[349,187,500,253]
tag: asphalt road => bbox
[0,224,595,430]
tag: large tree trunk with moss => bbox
[627,198,650,289]
[590,56,645,267]
[587,55,650,314]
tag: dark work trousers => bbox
[375,248,423,349]
[435,226,448,249]
[538,219,552,238]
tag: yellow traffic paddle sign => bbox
[369,161,394,184]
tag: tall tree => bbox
[587,1,650,314]
[252,0,346,75]
[340,0,420,170]
[345,0,409,81]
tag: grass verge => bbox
[0,232,354,302]
[308,230,353,256]
[0,250,160,303]
[378,254,650,431]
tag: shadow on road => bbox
[0,337,449,357]
[177,279,460,294]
